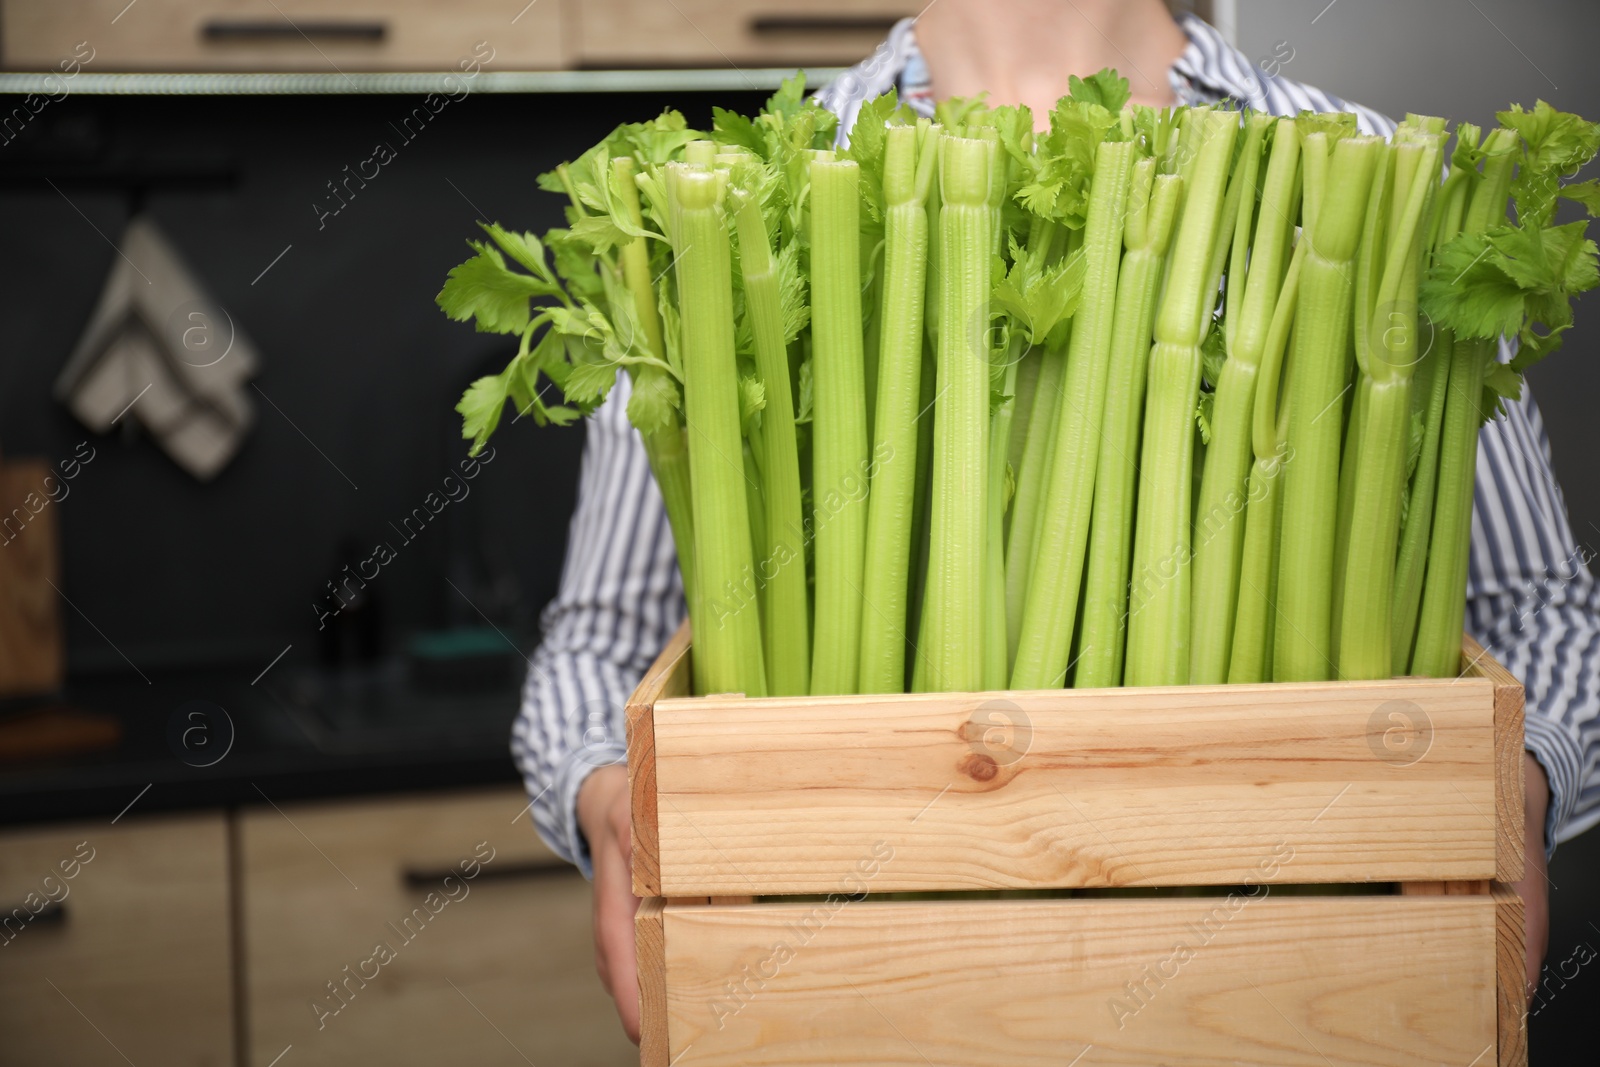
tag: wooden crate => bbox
[627,626,1528,1066]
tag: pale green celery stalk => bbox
[612,157,698,603]
[1337,135,1442,679]
[905,335,938,690]
[859,124,937,694]
[1329,144,1396,663]
[1075,162,1183,688]
[807,157,871,695]
[1228,241,1305,682]
[1010,138,1137,691]
[1189,114,1297,683]
[1270,133,1383,682]
[916,133,995,693]
[743,439,767,588]
[983,334,1025,690]
[1122,111,1239,688]
[1005,346,1044,537]
[982,214,1052,688]
[1411,129,1520,677]
[732,187,811,696]
[684,139,716,167]
[1002,223,1085,670]
[977,123,1015,690]
[1328,375,1369,664]
[923,140,944,348]
[1004,337,1065,667]
[1391,163,1470,668]
[668,165,767,696]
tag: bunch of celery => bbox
[438,74,1598,696]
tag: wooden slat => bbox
[1494,883,1528,1067]
[628,622,691,898]
[1462,636,1526,883]
[636,897,668,1067]
[1399,880,1489,895]
[659,894,1498,1066]
[648,677,1498,894]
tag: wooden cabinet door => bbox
[571,0,911,67]
[240,785,635,1067]
[0,812,235,1067]
[2,0,564,71]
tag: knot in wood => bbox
[959,752,999,782]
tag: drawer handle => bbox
[2,899,66,930]
[201,20,388,43]
[749,15,904,36]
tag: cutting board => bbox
[0,456,65,696]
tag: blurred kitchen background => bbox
[0,1,1594,1064]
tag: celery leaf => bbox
[1068,69,1131,113]
[436,240,556,334]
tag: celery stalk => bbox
[859,124,937,694]
[1271,133,1383,682]
[1004,338,1065,663]
[1189,116,1300,683]
[1411,129,1520,677]
[1391,148,1472,668]
[613,156,699,603]
[808,158,871,695]
[668,165,767,696]
[1337,134,1443,679]
[1075,162,1182,688]
[1010,139,1137,690]
[916,134,994,693]
[732,188,811,696]
[1229,241,1305,682]
[1123,111,1240,687]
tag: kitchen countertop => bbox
[0,654,526,826]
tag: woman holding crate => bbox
[510,0,1589,1041]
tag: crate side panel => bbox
[653,679,1497,893]
[660,895,1497,1067]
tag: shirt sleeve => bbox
[1463,383,1600,853]
[510,371,687,877]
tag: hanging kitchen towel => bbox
[55,216,259,480]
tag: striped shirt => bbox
[513,12,1600,876]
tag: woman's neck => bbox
[913,0,1189,122]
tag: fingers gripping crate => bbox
[626,624,1527,1066]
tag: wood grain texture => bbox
[0,459,64,696]
[637,897,668,1067]
[648,677,1499,894]
[574,0,912,67]
[1463,636,1526,883]
[658,894,1498,1066]
[1398,879,1490,895]
[1494,882,1528,1067]
[628,622,691,898]
[0,813,234,1066]
[1,0,564,70]
[240,786,635,1067]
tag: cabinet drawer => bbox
[241,785,634,1067]
[572,0,911,67]
[2,0,564,71]
[0,812,234,1067]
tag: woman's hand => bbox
[576,764,641,1043]
[1516,752,1551,1002]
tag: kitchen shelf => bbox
[0,67,842,96]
